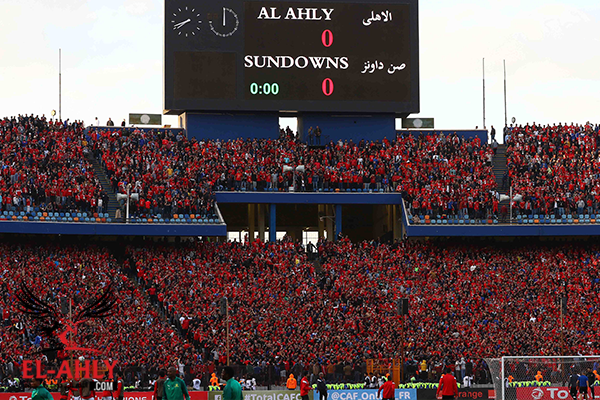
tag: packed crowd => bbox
[89,129,217,220]
[87,127,496,219]
[128,238,600,385]
[0,115,105,215]
[506,122,600,216]
[8,114,600,223]
[3,238,600,386]
[0,241,187,383]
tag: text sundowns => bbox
[244,56,349,70]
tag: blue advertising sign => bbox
[327,389,416,400]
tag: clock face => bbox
[171,6,202,38]
[208,7,239,37]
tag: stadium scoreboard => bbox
[164,0,419,114]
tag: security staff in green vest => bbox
[222,367,242,400]
[164,367,190,400]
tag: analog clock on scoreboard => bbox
[164,0,419,115]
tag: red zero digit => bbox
[321,30,333,47]
[322,78,334,96]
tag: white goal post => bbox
[485,356,600,400]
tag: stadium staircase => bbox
[492,144,508,193]
[121,252,174,327]
[87,154,120,219]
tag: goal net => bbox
[485,356,600,400]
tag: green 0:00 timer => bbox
[250,83,280,95]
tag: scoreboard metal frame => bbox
[164,0,419,115]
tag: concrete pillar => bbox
[318,204,325,239]
[335,204,342,240]
[248,204,256,243]
[393,205,403,241]
[325,205,333,242]
[269,204,277,242]
[258,204,265,242]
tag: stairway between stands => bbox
[492,144,508,194]
[88,153,120,219]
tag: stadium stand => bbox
[0,241,187,382]
[127,237,600,385]
[2,235,600,388]
[506,122,600,219]
[89,128,217,222]
[88,128,495,221]
[4,118,600,390]
[0,115,107,221]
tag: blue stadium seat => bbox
[59,212,65,217]
[107,218,112,223]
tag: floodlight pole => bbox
[482,58,486,129]
[126,183,132,222]
[400,314,405,383]
[560,298,564,356]
[59,49,62,121]
[503,60,507,128]
[226,297,230,366]
[509,186,513,224]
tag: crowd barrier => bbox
[416,389,495,399]
[327,389,416,400]
[1,388,500,400]
[0,392,209,400]
[208,391,313,400]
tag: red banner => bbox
[516,387,598,400]
[0,392,208,400]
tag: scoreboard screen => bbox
[164,0,419,114]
